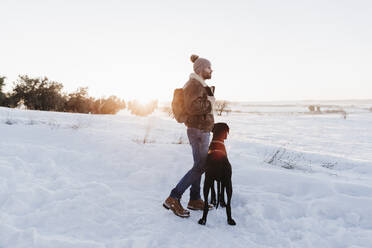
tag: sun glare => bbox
[135,96,157,106]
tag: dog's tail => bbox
[216,181,221,209]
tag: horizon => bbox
[159,98,372,104]
[2,74,372,103]
[2,73,372,104]
[1,0,371,102]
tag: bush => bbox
[11,75,66,111]
[65,89,126,114]
[94,96,126,114]
[0,76,11,107]
[0,76,5,104]
[0,74,126,115]
[65,87,91,113]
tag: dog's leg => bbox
[210,180,216,206]
[225,180,236,225]
[198,177,213,225]
[216,180,221,209]
[220,183,226,208]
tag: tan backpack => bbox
[171,88,188,123]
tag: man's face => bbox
[201,66,213,80]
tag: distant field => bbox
[1,101,372,248]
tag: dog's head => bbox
[212,122,230,140]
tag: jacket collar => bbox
[189,73,208,87]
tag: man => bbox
[163,54,215,218]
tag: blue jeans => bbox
[170,127,210,200]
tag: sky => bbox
[1,0,371,102]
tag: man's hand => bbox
[211,86,215,94]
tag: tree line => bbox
[0,75,126,114]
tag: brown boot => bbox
[187,199,214,211]
[163,197,190,218]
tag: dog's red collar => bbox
[211,140,224,145]
[209,140,226,155]
[208,149,226,155]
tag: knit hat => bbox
[190,54,211,74]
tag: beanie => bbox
[190,54,211,74]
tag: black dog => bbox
[198,122,236,226]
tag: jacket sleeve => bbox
[184,81,212,115]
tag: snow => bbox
[1,102,372,248]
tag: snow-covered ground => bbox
[1,101,372,248]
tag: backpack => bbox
[171,88,188,123]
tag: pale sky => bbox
[1,0,371,102]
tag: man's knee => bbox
[191,164,204,174]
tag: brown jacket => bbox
[183,74,215,132]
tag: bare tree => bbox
[215,100,231,116]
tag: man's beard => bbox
[202,71,212,80]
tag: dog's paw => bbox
[227,218,236,226]
[210,199,217,206]
[198,219,206,225]
[220,200,226,208]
